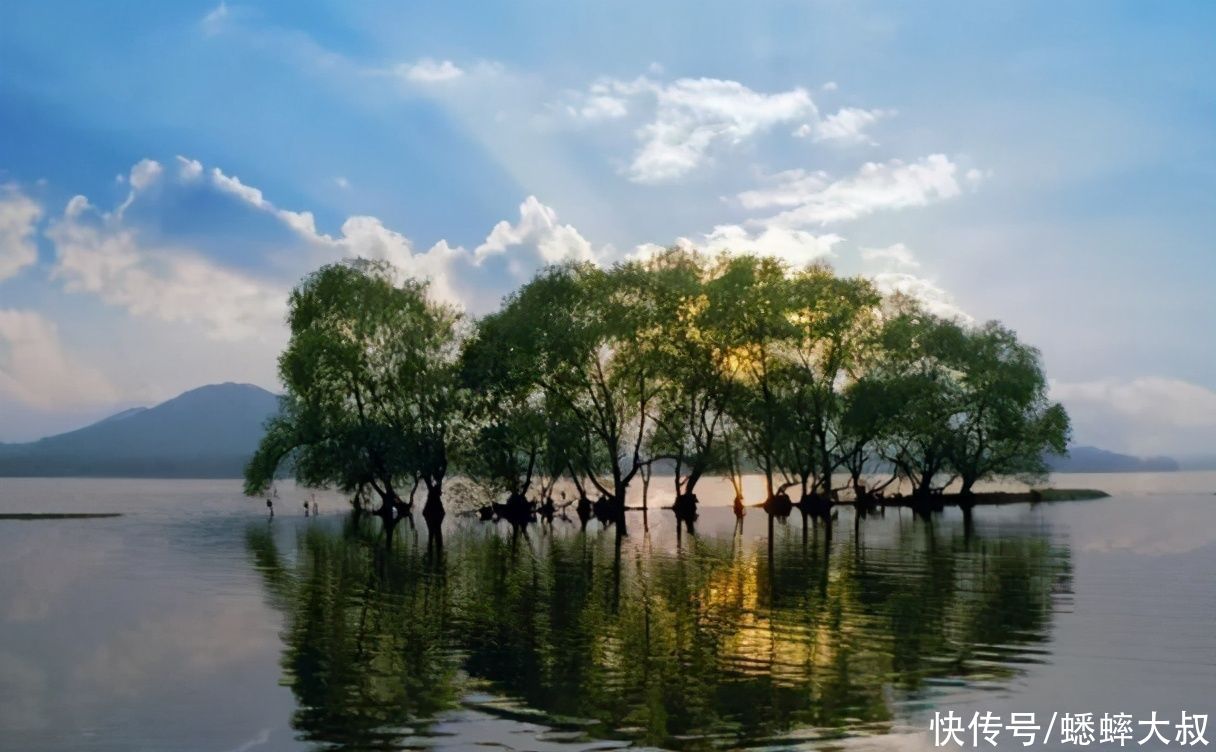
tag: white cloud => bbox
[742,154,962,228]
[632,78,817,183]
[334,176,350,190]
[669,224,842,268]
[128,159,163,191]
[334,215,469,305]
[1050,377,1216,456]
[209,166,266,207]
[821,81,839,92]
[208,166,319,241]
[737,168,830,210]
[0,184,42,281]
[805,106,892,145]
[395,58,464,83]
[14,155,622,421]
[861,242,920,269]
[475,196,595,264]
[871,271,971,322]
[117,159,164,216]
[575,95,629,121]
[46,195,286,341]
[0,309,116,408]
[566,75,818,183]
[175,157,603,310]
[175,156,203,181]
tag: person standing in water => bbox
[311,494,319,516]
[303,499,310,517]
[266,498,274,518]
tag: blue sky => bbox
[1,1,1214,454]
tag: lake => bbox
[1,474,1213,751]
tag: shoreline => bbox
[0,512,124,520]
[869,488,1110,508]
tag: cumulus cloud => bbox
[128,159,163,191]
[858,242,967,322]
[871,271,971,322]
[741,154,962,228]
[117,158,165,216]
[45,195,286,341]
[802,106,892,145]
[0,184,42,281]
[334,215,470,304]
[1050,377,1216,455]
[394,58,465,83]
[169,157,607,311]
[475,196,595,264]
[0,309,116,408]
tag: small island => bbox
[246,249,1075,533]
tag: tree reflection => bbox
[247,510,1070,750]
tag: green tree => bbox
[872,306,969,501]
[636,248,736,515]
[946,322,1071,495]
[459,316,545,502]
[244,260,463,523]
[480,262,662,533]
[705,254,796,503]
[773,267,883,504]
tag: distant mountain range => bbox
[1046,445,1180,473]
[0,383,280,478]
[0,384,1207,478]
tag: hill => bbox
[1046,445,1179,473]
[0,383,280,478]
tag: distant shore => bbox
[0,512,124,520]
[877,488,1110,508]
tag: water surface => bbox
[1,474,1213,750]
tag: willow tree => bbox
[872,306,969,502]
[479,262,662,533]
[638,248,737,518]
[459,309,550,514]
[244,260,463,524]
[946,322,1071,495]
[772,266,883,507]
[705,254,795,504]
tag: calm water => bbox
[1,474,1213,751]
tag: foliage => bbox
[244,260,463,517]
[248,250,1070,516]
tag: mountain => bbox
[0,383,280,478]
[1046,445,1180,473]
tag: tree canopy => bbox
[247,250,1070,526]
[245,260,462,523]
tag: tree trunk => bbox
[960,476,976,497]
[614,484,628,536]
[422,482,444,526]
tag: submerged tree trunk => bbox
[614,485,628,536]
[422,481,444,526]
[959,475,977,497]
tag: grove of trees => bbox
[245,248,1069,533]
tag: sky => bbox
[1,1,1214,456]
